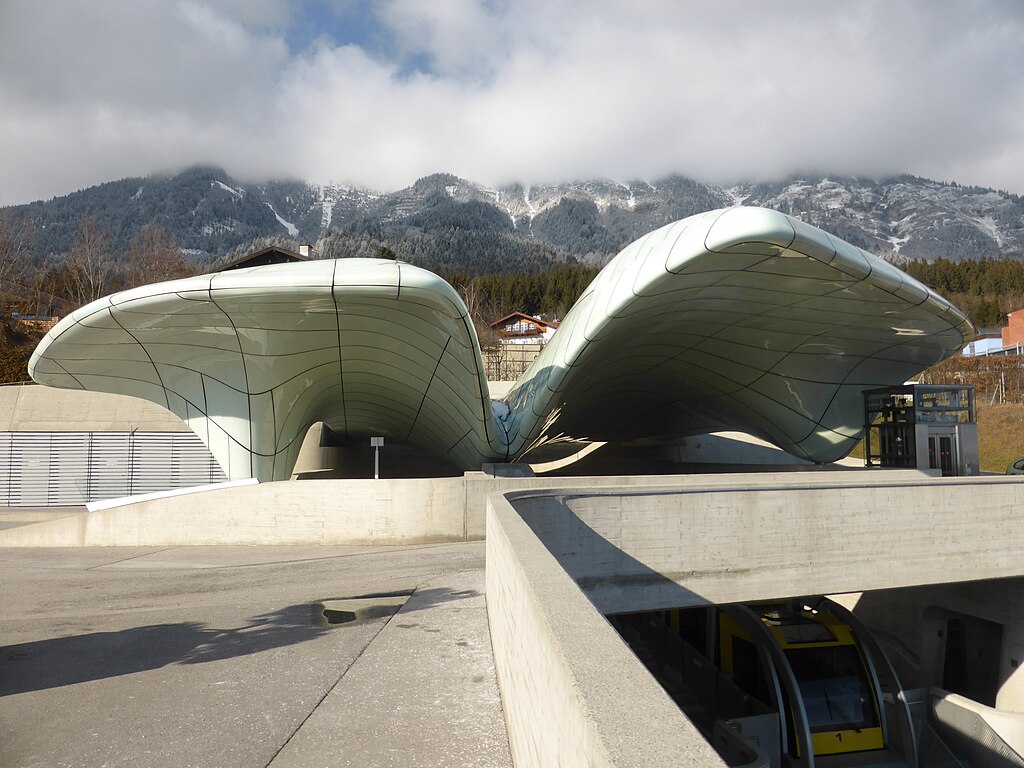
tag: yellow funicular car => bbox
[719,599,891,761]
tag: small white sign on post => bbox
[370,436,384,479]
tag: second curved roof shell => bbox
[501,206,972,463]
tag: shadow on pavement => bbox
[1,585,483,697]
[1,603,328,696]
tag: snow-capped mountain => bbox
[732,176,1024,262]
[7,167,1023,268]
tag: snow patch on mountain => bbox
[617,182,637,210]
[888,235,910,253]
[524,186,538,225]
[202,221,236,235]
[724,186,747,207]
[973,216,1004,248]
[265,203,298,237]
[313,183,379,230]
[213,180,243,197]
[489,188,517,226]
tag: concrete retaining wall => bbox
[485,492,725,768]
[0,384,189,432]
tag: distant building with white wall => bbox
[963,333,1006,357]
[962,311,1024,356]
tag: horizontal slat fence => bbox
[0,432,226,506]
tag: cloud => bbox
[1,0,1022,204]
[376,0,508,77]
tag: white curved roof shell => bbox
[30,207,972,480]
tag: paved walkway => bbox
[0,543,511,768]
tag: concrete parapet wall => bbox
[485,492,725,768]
[0,477,468,546]
[510,476,1024,614]
[0,468,915,547]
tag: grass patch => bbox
[976,402,1024,473]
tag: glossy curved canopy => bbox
[30,207,973,480]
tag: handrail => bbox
[825,598,919,768]
[723,604,816,768]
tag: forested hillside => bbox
[904,258,1024,327]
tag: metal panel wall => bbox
[0,432,227,506]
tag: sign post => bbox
[370,436,384,480]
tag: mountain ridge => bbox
[6,166,1023,271]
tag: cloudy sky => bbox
[1,0,1022,204]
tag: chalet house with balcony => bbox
[490,312,560,345]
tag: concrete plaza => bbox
[0,542,511,768]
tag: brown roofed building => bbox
[217,244,311,272]
[490,312,560,344]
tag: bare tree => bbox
[126,223,194,288]
[457,279,512,380]
[458,279,501,345]
[0,209,35,292]
[62,215,115,307]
